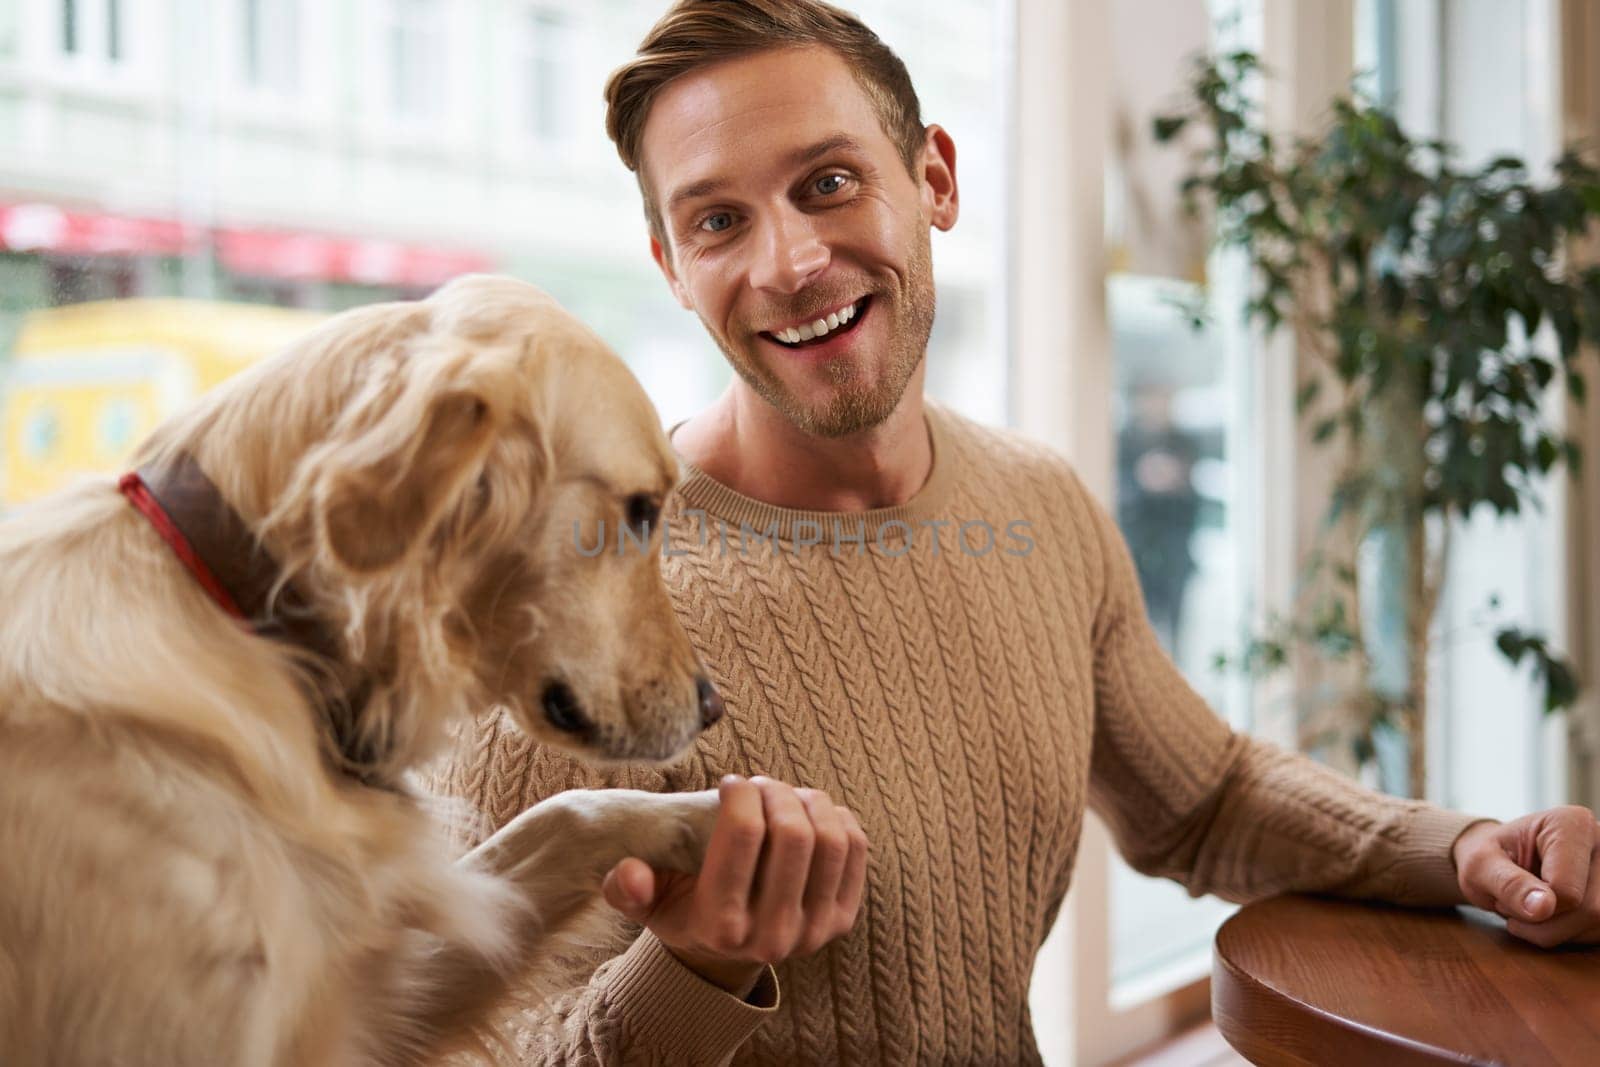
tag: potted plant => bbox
[1154,51,1600,797]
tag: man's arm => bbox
[500,927,773,1065]
[508,775,868,1064]
[1076,475,1600,944]
[420,720,866,1065]
[1451,810,1600,945]
[1077,477,1483,907]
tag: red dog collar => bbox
[117,456,380,782]
[118,470,247,621]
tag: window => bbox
[1105,270,1252,996]
[62,0,78,55]
[1026,2,1582,1062]
[1106,276,1249,994]
[519,7,576,145]
[48,259,137,304]
[1015,0,1280,1060]
[107,0,121,62]
[240,0,301,97]
[852,0,1009,425]
[54,0,130,73]
[380,0,445,123]
[1357,0,1569,816]
[0,4,19,64]
[1098,0,1262,1007]
[1,0,1010,491]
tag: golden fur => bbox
[0,276,719,1065]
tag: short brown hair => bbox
[604,0,926,249]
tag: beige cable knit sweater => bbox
[425,402,1480,1065]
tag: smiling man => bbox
[427,2,1600,1063]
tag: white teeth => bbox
[771,300,862,345]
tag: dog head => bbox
[151,275,720,767]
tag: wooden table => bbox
[1212,895,1600,1066]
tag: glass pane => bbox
[62,0,79,55]
[528,9,572,142]
[1107,273,1244,991]
[1103,0,1261,997]
[243,0,300,94]
[0,5,18,62]
[1359,0,1564,815]
[851,0,1008,425]
[106,0,121,62]
[388,21,419,116]
[243,0,262,84]
[386,0,443,119]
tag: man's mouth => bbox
[761,296,871,350]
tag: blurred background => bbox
[2,1,1598,1063]
[0,0,1006,487]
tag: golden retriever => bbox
[0,275,723,1065]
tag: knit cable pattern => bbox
[420,403,1483,1066]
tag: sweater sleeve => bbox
[416,717,778,1065]
[500,930,779,1066]
[1077,479,1484,906]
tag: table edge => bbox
[1210,927,1490,1067]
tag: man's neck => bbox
[672,374,933,513]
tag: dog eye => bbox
[625,493,660,533]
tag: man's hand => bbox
[1452,805,1600,947]
[601,774,869,997]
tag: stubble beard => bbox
[712,230,937,439]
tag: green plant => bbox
[1155,51,1600,797]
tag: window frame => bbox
[232,0,304,103]
[360,0,468,150]
[34,0,153,95]
[1561,0,1600,816]
[489,0,614,180]
[515,3,579,150]
[1015,0,1357,1061]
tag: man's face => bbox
[639,45,957,437]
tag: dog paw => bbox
[639,790,720,873]
[569,788,719,875]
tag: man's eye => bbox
[700,212,734,233]
[815,174,848,195]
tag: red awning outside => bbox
[0,201,494,288]
[0,202,193,257]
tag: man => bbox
[427,1,1600,1062]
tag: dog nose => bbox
[541,681,591,737]
[696,676,725,728]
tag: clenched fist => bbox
[602,775,869,996]
[1453,805,1600,948]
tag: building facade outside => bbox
[0,0,1008,500]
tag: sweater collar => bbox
[671,401,959,543]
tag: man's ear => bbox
[651,235,695,310]
[315,375,502,575]
[920,124,960,232]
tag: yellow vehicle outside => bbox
[1,300,324,508]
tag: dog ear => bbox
[317,380,500,574]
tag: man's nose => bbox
[749,210,830,294]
